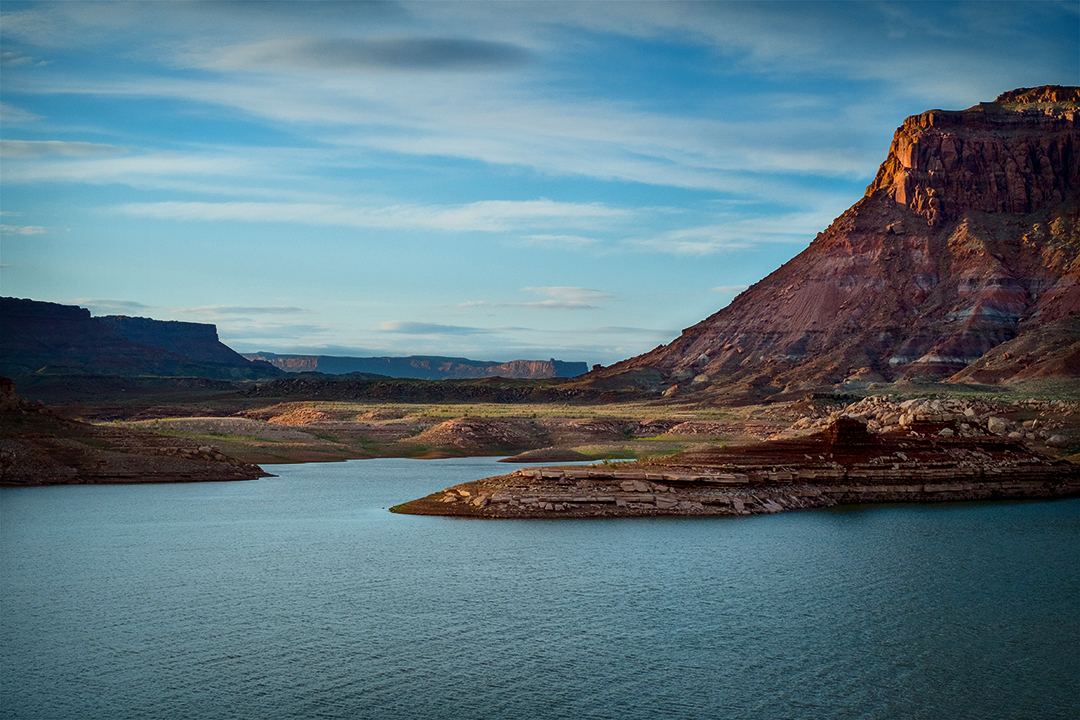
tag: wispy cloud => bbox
[522,286,617,309]
[0,102,41,122]
[628,208,840,255]
[0,140,127,158]
[0,50,46,67]
[109,199,629,233]
[210,36,534,73]
[216,323,332,342]
[377,321,493,336]
[522,234,601,248]
[0,224,46,235]
[573,326,679,337]
[172,305,306,318]
[458,286,617,311]
[2,153,254,184]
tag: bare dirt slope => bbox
[0,380,267,485]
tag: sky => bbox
[1,1,1077,366]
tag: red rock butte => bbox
[590,86,1080,399]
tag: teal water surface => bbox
[2,457,1078,719]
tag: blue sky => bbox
[2,1,1077,365]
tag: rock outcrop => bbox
[866,87,1078,225]
[588,87,1080,398]
[393,418,1080,518]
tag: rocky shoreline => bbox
[392,418,1080,518]
[0,379,268,486]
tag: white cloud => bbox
[110,198,629,233]
[522,286,617,308]
[457,286,617,311]
[572,326,677,336]
[172,305,306,318]
[522,234,601,248]
[0,102,41,122]
[627,206,842,255]
[0,50,46,67]
[0,140,127,158]
[377,321,493,336]
[0,224,46,235]
[9,69,881,197]
[2,153,253,184]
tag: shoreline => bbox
[391,418,1080,518]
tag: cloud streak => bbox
[1,140,127,158]
[458,287,617,311]
[110,199,630,233]
[0,224,46,235]
[212,36,534,73]
[172,305,306,318]
[377,321,493,336]
[0,102,41,122]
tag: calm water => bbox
[2,457,1078,720]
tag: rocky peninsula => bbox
[392,415,1080,518]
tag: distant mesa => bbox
[0,296,588,384]
[588,85,1080,400]
[244,352,588,380]
[0,297,282,381]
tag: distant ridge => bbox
[0,297,282,380]
[587,85,1080,400]
[244,352,588,380]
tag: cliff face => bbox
[0,298,280,380]
[596,86,1080,398]
[245,353,588,380]
[866,87,1078,226]
[98,315,253,366]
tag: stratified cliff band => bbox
[591,86,1079,399]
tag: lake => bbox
[2,457,1078,719]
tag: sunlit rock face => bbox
[867,86,1079,226]
[592,86,1080,398]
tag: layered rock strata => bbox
[590,86,1080,397]
[392,419,1080,518]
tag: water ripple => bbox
[2,459,1078,719]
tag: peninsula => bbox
[392,415,1080,518]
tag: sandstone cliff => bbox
[592,86,1080,398]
